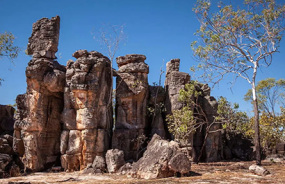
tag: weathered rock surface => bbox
[60,50,112,171]
[164,59,190,114]
[27,16,60,59]
[13,16,65,171]
[112,54,149,161]
[128,134,191,179]
[249,164,270,176]
[105,149,125,173]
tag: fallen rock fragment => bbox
[249,164,270,176]
[128,134,191,179]
[168,153,191,174]
[106,149,125,173]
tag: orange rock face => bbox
[60,50,112,171]
[13,16,66,171]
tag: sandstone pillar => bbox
[112,54,149,161]
[60,50,112,171]
[13,16,66,171]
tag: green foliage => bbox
[166,81,204,144]
[0,32,20,61]
[0,32,20,85]
[192,0,285,83]
[246,109,285,152]
[245,78,285,116]
[217,96,251,137]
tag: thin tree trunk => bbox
[253,97,261,165]
[252,65,261,165]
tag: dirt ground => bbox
[1,160,285,184]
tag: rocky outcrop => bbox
[60,50,112,171]
[112,54,149,161]
[13,16,66,171]
[128,134,191,179]
[164,59,222,162]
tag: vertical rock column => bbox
[60,50,112,171]
[198,85,221,162]
[13,16,66,171]
[164,59,190,114]
[112,54,149,161]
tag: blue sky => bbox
[0,0,284,114]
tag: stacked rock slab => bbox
[60,50,112,171]
[13,16,66,171]
[112,54,149,161]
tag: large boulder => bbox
[128,134,191,179]
[106,149,125,173]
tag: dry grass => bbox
[1,160,285,184]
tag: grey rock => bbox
[249,164,270,176]
[106,149,125,173]
[129,134,191,179]
[168,153,191,174]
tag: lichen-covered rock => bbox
[60,50,112,171]
[112,54,149,161]
[13,16,65,171]
[105,149,125,173]
[128,134,191,179]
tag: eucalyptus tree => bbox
[0,32,20,84]
[245,78,285,117]
[192,0,285,165]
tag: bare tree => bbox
[93,24,126,109]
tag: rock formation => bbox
[0,105,24,178]
[164,59,222,162]
[9,15,227,176]
[112,54,149,161]
[128,134,191,179]
[164,58,190,114]
[60,50,112,171]
[13,16,66,171]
